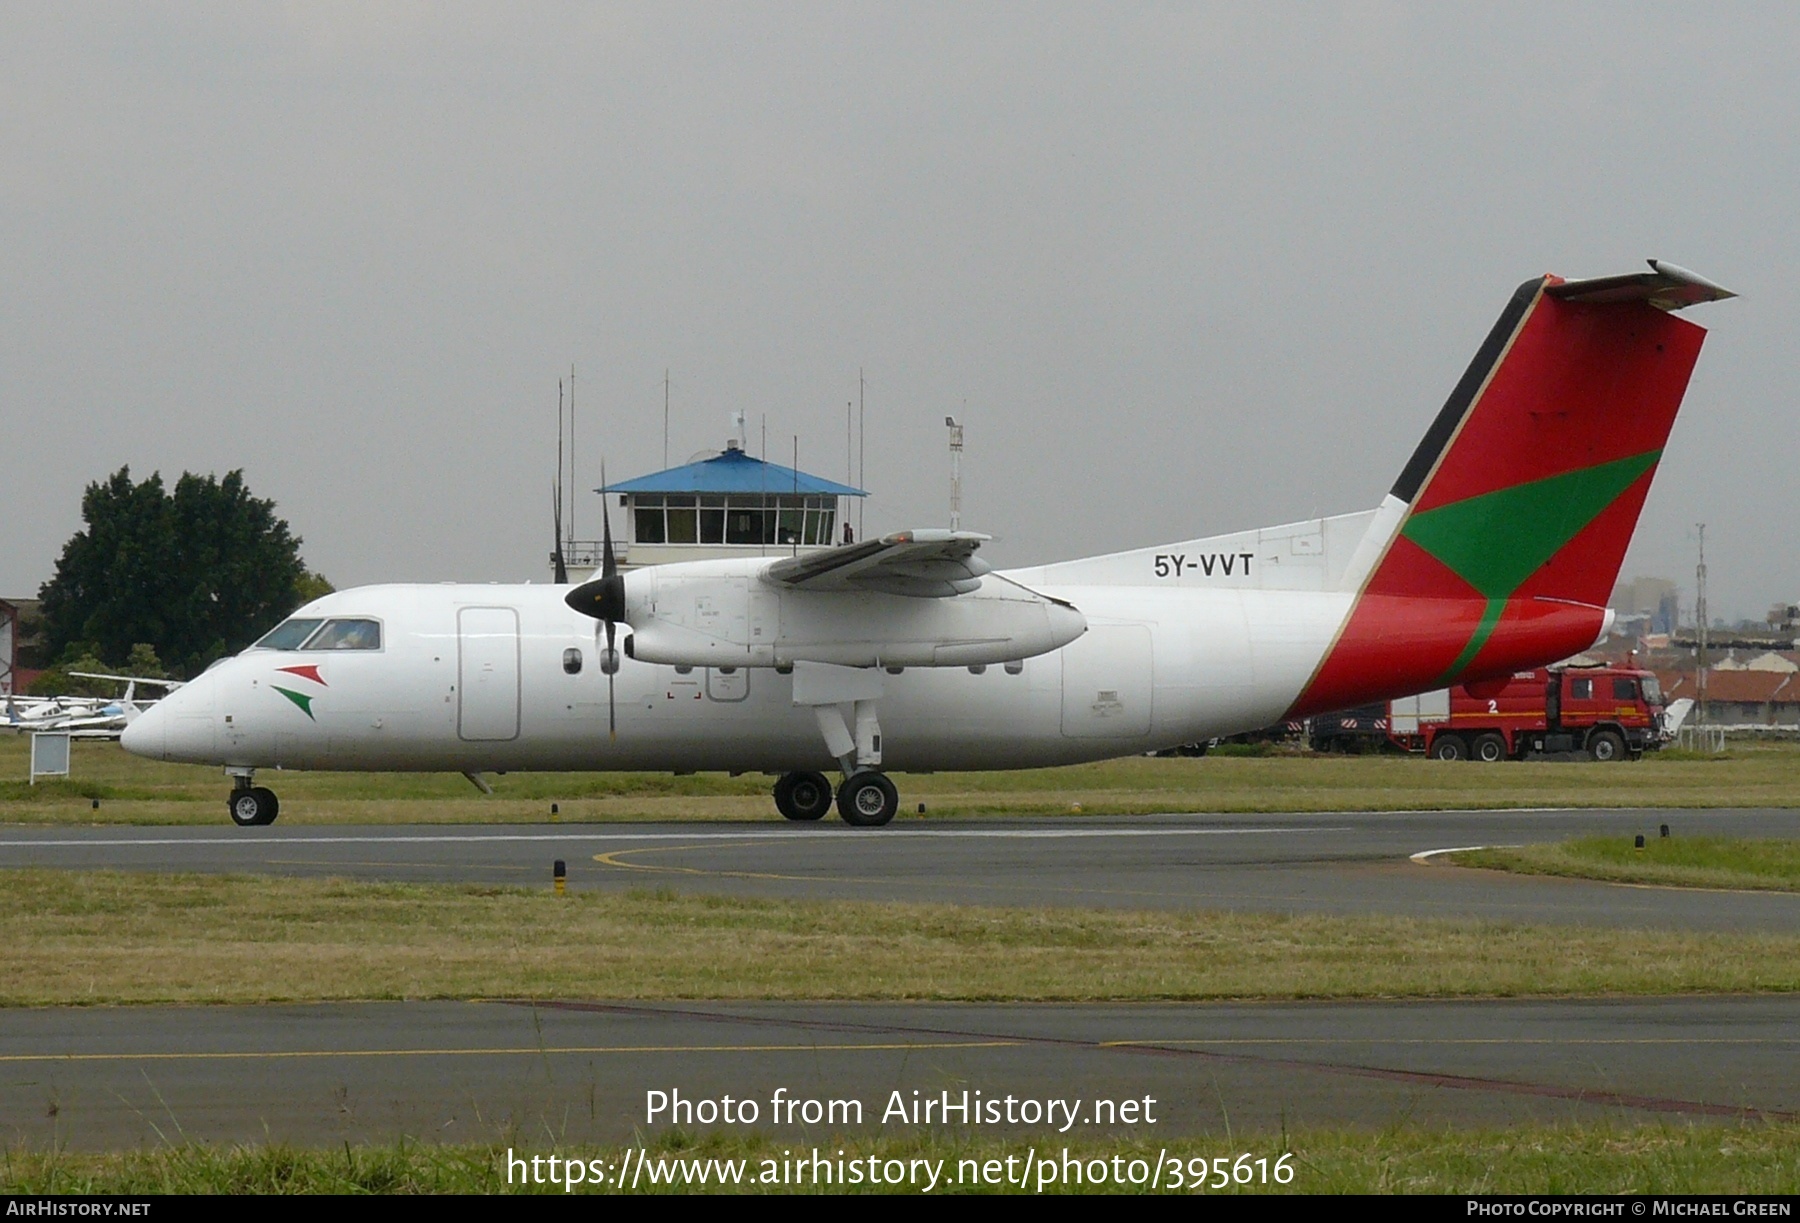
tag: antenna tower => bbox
[1696,522,1709,727]
[858,368,866,540]
[945,415,964,532]
[568,364,577,542]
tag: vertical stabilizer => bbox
[1290,262,1730,718]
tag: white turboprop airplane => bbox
[124,261,1733,828]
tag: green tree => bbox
[25,646,112,698]
[39,467,324,677]
[123,643,168,679]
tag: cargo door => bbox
[1060,625,1153,739]
[457,607,520,741]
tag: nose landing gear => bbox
[227,774,279,827]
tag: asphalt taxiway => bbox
[5,996,1797,1148]
[3,807,1798,929]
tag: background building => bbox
[559,439,867,578]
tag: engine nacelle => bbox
[620,559,1085,669]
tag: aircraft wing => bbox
[764,529,995,598]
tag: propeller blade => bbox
[600,460,617,580]
[563,457,624,739]
[605,620,617,738]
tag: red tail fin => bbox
[1290,262,1730,718]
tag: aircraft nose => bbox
[122,672,219,763]
[120,700,166,759]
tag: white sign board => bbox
[30,731,71,784]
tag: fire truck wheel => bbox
[1471,733,1507,763]
[1587,730,1626,762]
[1429,735,1468,762]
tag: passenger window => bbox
[563,648,583,675]
[1571,678,1593,700]
[254,618,324,650]
[302,619,382,651]
[1612,679,1637,701]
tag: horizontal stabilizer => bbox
[766,529,994,598]
[1548,260,1735,311]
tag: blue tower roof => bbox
[599,447,867,497]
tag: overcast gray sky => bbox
[3,4,1793,620]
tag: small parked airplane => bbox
[5,674,181,739]
[123,261,1733,827]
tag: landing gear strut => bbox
[773,771,834,821]
[836,771,899,827]
[227,773,279,827]
[787,661,898,828]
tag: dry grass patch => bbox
[7,869,1800,1006]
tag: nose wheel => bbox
[836,771,898,827]
[227,781,279,827]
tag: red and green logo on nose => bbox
[271,664,327,720]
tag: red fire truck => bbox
[1310,665,1681,761]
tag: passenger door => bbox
[457,607,520,741]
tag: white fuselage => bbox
[122,508,1388,775]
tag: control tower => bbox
[560,439,867,578]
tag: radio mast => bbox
[1696,522,1709,726]
[946,415,964,532]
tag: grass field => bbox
[0,736,1792,826]
[9,868,1800,1006]
[1453,836,1800,893]
[8,1124,1800,1194]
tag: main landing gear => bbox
[782,662,901,828]
[227,772,279,827]
[773,771,834,821]
[772,769,900,828]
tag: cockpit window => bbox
[301,618,383,651]
[254,618,324,651]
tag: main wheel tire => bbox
[1471,733,1507,763]
[1429,735,1468,762]
[228,786,278,827]
[773,771,833,821]
[1588,729,1627,762]
[837,772,899,827]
